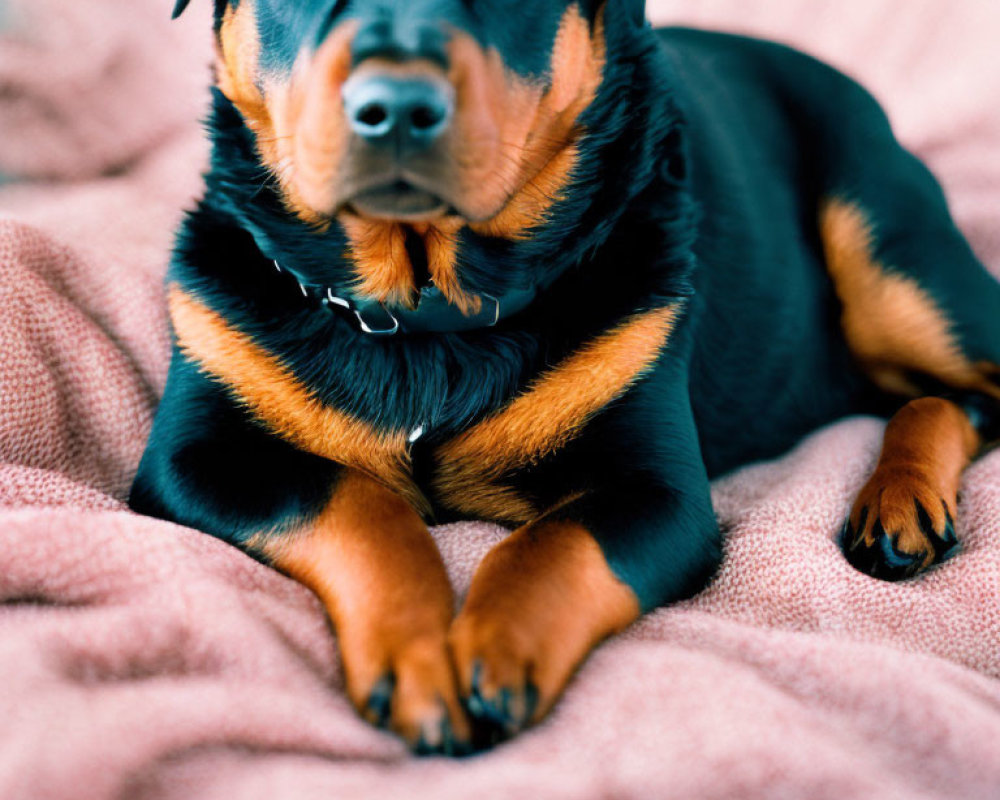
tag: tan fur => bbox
[216,4,359,227]
[819,199,1000,398]
[261,470,467,746]
[275,24,359,225]
[433,304,682,522]
[338,214,481,314]
[468,145,581,241]
[465,7,607,239]
[215,2,268,137]
[167,287,428,514]
[849,397,980,567]
[337,215,417,308]
[449,519,640,726]
[423,217,480,315]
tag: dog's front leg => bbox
[259,469,471,754]
[449,394,721,742]
[448,512,639,744]
[131,355,470,754]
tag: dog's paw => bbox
[842,468,959,581]
[448,609,572,747]
[448,614,538,744]
[446,521,640,748]
[345,634,472,756]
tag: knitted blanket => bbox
[1,1,998,798]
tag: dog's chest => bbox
[169,287,679,524]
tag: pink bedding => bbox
[1,2,998,798]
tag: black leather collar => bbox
[273,260,542,336]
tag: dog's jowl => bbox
[132,0,1000,753]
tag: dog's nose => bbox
[343,74,454,152]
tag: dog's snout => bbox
[351,18,449,69]
[343,74,454,151]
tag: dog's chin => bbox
[348,182,452,223]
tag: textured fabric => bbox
[1,2,999,798]
[0,0,208,180]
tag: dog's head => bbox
[176,0,657,314]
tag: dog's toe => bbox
[352,635,473,756]
[363,673,395,729]
[449,615,553,748]
[464,660,540,742]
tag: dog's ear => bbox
[171,0,192,19]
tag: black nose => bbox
[343,74,453,152]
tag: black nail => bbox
[365,673,395,728]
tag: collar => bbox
[273,260,543,337]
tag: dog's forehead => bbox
[246,0,587,77]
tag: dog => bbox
[130,0,1000,755]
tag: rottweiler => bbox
[131,0,1000,754]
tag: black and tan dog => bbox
[131,0,1000,754]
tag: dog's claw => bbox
[361,661,473,756]
[876,522,920,570]
[462,659,539,745]
[364,673,395,728]
[918,500,960,561]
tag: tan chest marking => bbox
[168,288,426,513]
[432,305,682,523]
[820,199,999,398]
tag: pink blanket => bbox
[1,2,999,798]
